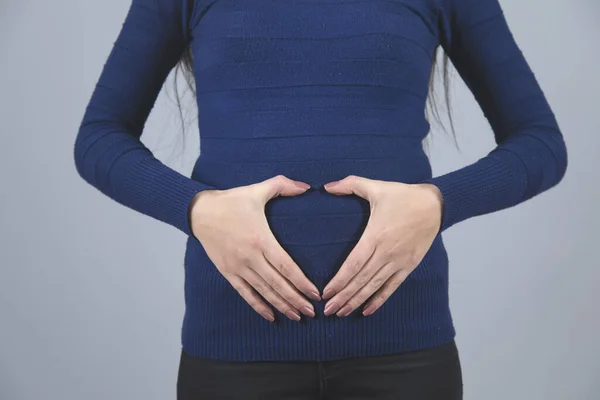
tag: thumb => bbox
[254,174,311,203]
[323,175,376,201]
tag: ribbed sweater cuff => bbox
[424,150,528,233]
[116,155,217,237]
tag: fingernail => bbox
[362,305,376,316]
[322,288,334,300]
[308,291,321,301]
[337,304,353,317]
[324,181,340,189]
[285,310,302,321]
[300,306,315,318]
[261,311,275,322]
[324,302,339,316]
[294,181,311,189]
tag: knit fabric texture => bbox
[74,0,567,361]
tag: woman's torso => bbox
[181,0,455,361]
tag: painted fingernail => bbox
[336,304,353,317]
[285,310,302,321]
[301,306,315,318]
[362,305,376,316]
[294,181,311,189]
[308,291,322,301]
[261,311,275,322]
[324,302,339,316]
[322,288,334,299]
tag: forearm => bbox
[74,122,216,236]
[424,127,567,232]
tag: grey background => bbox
[1,1,598,399]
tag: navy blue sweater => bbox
[74,0,567,361]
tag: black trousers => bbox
[177,340,463,400]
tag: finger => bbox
[323,175,378,201]
[362,269,410,316]
[240,266,303,322]
[323,248,387,316]
[250,254,316,318]
[261,232,321,301]
[321,230,377,300]
[336,261,397,317]
[252,174,311,203]
[227,274,276,322]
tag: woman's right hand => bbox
[188,175,321,323]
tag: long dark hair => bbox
[169,45,457,158]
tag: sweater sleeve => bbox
[73,0,217,236]
[424,0,568,233]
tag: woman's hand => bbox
[321,175,444,317]
[189,175,321,323]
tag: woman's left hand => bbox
[321,175,444,317]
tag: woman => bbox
[74,0,568,398]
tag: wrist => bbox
[188,189,214,237]
[189,190,207,213]
[415,183,444,231]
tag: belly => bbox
[189,133,434,282]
